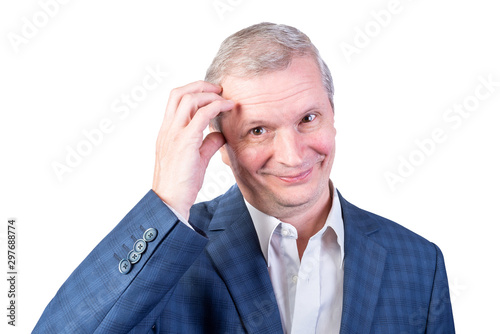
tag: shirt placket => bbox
[279,223,300,331]
[290,233,321,334]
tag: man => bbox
[34,23,455,333]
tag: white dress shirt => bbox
[245,185,344,334]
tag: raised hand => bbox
[152,81,234,220]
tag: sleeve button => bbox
[127,250,141,264]
[133,239,147,254]
[119,259,132,274]
[143,228,158,242]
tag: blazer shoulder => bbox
[339,192,437,254]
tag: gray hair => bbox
[205,22,334,131]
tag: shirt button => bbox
[282,229,290,237]
[292,275,298,284]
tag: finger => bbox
[199,131,226,166]
[162,81,222,131]
[186,99,234,136]
[155,96,231,166]
[170,92,228,129]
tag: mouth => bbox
[276,168,313,183]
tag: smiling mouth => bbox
[276,168,313,183]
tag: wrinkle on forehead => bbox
[223,80,318,107]
[220,57,324,105]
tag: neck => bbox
[277,183,332,259]
[240,181,333,260]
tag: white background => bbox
[1,0,499,332]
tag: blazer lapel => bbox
[338,193,387,333]
[205,185,283,333]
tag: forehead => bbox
[220,57,328,117]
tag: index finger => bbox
[165,81,221,118]
[186,99,235,136]
[160,81,221,134]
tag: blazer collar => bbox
[338,192,388,333]
[205,185,283,333]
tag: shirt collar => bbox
[244,181,345,267]
[244,200,281,264]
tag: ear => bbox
[209,124,231,167]
[219,144,230,166]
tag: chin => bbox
[270,187,322,209]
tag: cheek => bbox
[227,142,267,173]
[311,128,336,156]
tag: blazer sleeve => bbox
[32,190,208,334]
[425,243,456,333]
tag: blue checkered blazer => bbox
[33,185,454,333]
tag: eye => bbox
[250,127,266,136]
[302,114,316,123]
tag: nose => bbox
[273,129,303,167]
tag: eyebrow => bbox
[240,119,267,128]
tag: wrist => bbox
[152,188,190,220]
